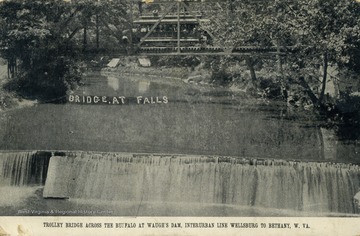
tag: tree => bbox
[0,0,84,101]
[278,0,360,107]
[207,0,360,111]
[204,0,287,88]
[0,0,130,102]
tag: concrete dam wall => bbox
[0,151,359,215]
[37,152,360,214]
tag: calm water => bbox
[0,71,358,162]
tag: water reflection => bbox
[107,77,150,93]
[107,76,119,91]
[69,73,360,163]
[79,73,179,98]
[138,80,150,93]
[321,128,337,161]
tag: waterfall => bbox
[43,152,360,214]
[0,151,51,186]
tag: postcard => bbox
[0,0,359,235]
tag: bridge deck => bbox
[142,38,200,42]
[136,46,286,56]
[133,19,208,24]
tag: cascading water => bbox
[0,151,51,186]
[43,152,360,214]
[0,151,51,209]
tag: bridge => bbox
[53,0,289,57]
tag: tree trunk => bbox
[8,57,17,79]
[317,126,325,160]
[246,58,257,85]
[275,39,283,75]
[83,26,87,52]
[96,14,100,50]
[275,40,288,104]
[7,62,10,79]
[318,52,328,105]
[298,76,318,105]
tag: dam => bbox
[1,151,359,216]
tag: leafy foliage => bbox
[0,0,81,101]
[0,0,129,102]
[208,0,360,109]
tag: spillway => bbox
[38,152,360,214]
[0,151,359,215]
[0,151,51,186]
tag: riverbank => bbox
[0,59,38,112]
[98,58,287,113]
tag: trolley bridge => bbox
[52,0,290,57]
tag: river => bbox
[0,70,359,216]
